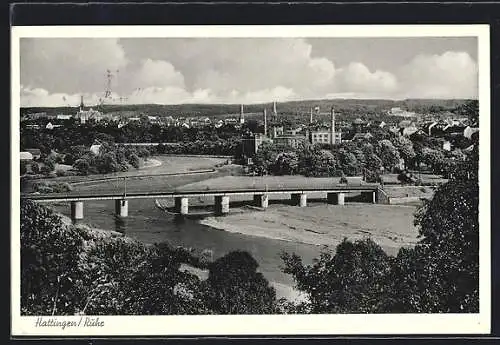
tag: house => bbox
[224,118,238,125]
[398,120,418,136]
[463,126,479,139]
[45,122,54,130]
[20,152,33,161]
[57,114,73,120]
[214,120,224,128]
[25,148,41,159]
[90,143,102,155]
[442,140,452,152]
[352,132,373,141]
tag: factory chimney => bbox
[309,108,313,124]
[273,101,277,117]
[330,107,336,145]
[79,95,85,111]
[263,108,268,137]
[239,104,245,124]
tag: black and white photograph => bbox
[11,24,490,336]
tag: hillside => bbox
[20,98,472,120]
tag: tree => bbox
[63,153,75,166]
[281,238,394,313]
[393,136,416,169]
[74,158,90,175]
[454,100,479,126]
[43,157,56,172]
[40,165,52,176]
[31,162,40,174]
[273,152,299,175]
[253,142,280,175]
[20,161,27,175]
[129,153,140,169]
[377,139,400,172]
[392,178,479,313]
[204,251,277,314]
[21,200,86,315]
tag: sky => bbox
[19,37,478,107]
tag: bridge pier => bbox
[361,191,376,203]
[115,199,129,217]
[327,192,345,205]
[174,197,189,215]
[291,193,307,207]
[214,195,230,215]
[70,201,84,221]
[253,194,269,208]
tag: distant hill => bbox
[20,98,473,120]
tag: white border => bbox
[11,25,491,336]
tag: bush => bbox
[397,171,416,185]
[31,162,40,174]
[40,165,52,176]
[55,169,66,177]
[33,181,73,193]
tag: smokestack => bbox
[264,108,268,136]
[330,107,336,145]
[273,101,277,116]
[310,108,313,124]
[240,104,244,124]
[80,95,84,110]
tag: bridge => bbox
[21,182,381,222]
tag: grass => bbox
[175,175,370,193]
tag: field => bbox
[176,175,368,193]
[21,155,232,193]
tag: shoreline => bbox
[199,203,420,256]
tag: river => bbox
[50,194,320,289]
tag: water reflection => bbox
[114,216,127,234]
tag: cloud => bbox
[398,51,478,99]
[335,62,398,94]
[20,38,128,95]
[19,38,479,106]
[131,59,185,89]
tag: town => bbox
[20,97,478,184]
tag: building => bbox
[56,114,72,120]
[90,144,102,155]
[306,107,341,145]
[20,152,33,161]
[25,148,41,159]
[388,107,416,117]
[75,96,103,124]
[271,126,284,139]
[398,120,418,136]
[242,133,269,156]
[464,126,479,139]
[273,134,306,149]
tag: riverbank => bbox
[53,208,309,303]
[199,203,420,256]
